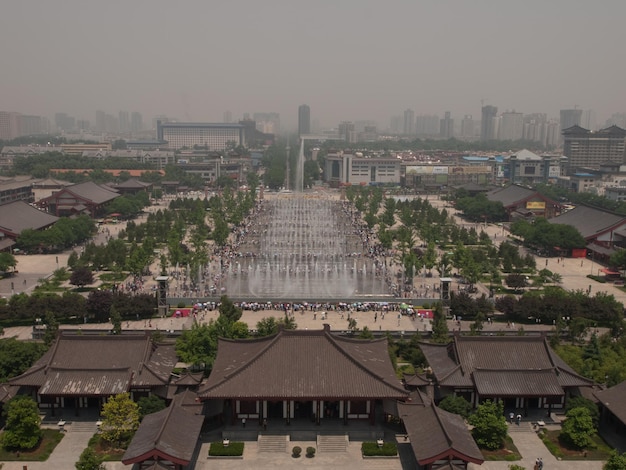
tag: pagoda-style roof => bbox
[594,380,626,426]
[486,184,556,209]
[122,391,204,467]
[198,325,407,400]
[39,181,119,206]
[548,204,626,240]
[10,333,176,396]
[419,335,592,397]
[398,401,484,466]
[0,200,59,238]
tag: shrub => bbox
[208,441,244,456]
[306,446,316,457]
[560,407,595,450]
[292,446,302,457]
[361,442,398,456]
[468,400,508,450]
[177,301,186,308]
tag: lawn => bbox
[539,429,613,460]
[86,433,126,461]
[481,435,522,461]
[0,429,64,461]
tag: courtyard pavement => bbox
[0,193,622,468]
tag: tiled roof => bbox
[594,380,626,426]
[199,326,407,400]
[486,185,537,207]
[548,205,626,240]
[39,181,119,204]
[122,391,204,466]
[473,369,563,397]
[421,335,592,395]
[398,401,484,465]
[10,333,176,395]
[0,201,59,236]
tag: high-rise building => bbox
[95,110,106,133]
[298,105,311,136]
[0,112,21,140]
[415,115,440,136]
[390,116,403,134]
[118,111,130,133]
[157,121,246,150]
[130,112,143,134]
[562,125,626,172]
[580,110,597,131]
[338,121,356,143]
[253,112,280,135]
[498,111,524,141]
[606,113,626,129]
[223,111,233,123]
[560,109,583,131]
[55,113,75,132]
[460,115,475,139]
[403,109,415,136]
[440,111,454,139]
[481,105,498,141]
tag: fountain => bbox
[219,196,393,300]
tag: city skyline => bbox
[1,0,625,131]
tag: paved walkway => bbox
[0,428,94,470]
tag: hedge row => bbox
[208,442,244,456]
[361,442,398,456]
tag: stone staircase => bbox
[69,421,99,432]
[508,422,534,433]
[317,434,349,452]
[258,434,288,452]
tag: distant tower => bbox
[284,140,291,190]
[481,105,498,141]
[440,111,454,139]
[403,109,415,136]
[560,109,583,131]
[298,105,311,136]
[223,111,233,123]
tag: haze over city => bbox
[2,0,625,130]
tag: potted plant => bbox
[292,446,302,458]
[306,446,316,458]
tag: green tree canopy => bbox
[438,395,472,419]
[560,407,596,450]
[468,400,508,450]
[1,395,42,450]
[100,392,140,448]
[137,395,166,420]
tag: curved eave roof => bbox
[199,328,407,400]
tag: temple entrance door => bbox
[324,401,340,420]
[268,401,283,419]
[294,401,310,419]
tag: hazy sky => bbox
[2,0,625,130]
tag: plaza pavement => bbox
[0,193,621,468]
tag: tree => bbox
[468,400,508,450]
[175,322,218,371]
[560,407,595,449]
[438,395,472,419]
[0,338,47,382]
[100,393,140,448]
[43,311,59,346]
[110,305,122,335]
[605,451,626,470]
[564,396,599,428]
[256,317,279,337]
[430,303,450,343]
[0,252,17,272]
[70,266,94,288]
[1,395,42,450]
[137,395,166,420]
[75,447,106,470]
